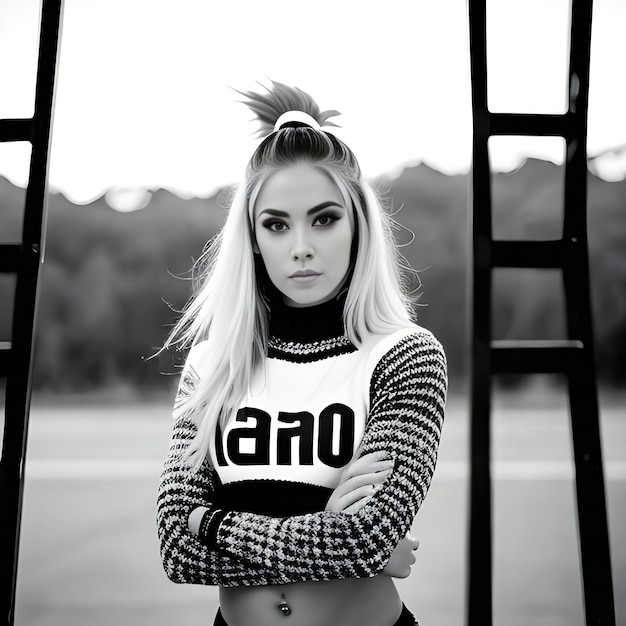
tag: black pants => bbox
[213,603,419,625]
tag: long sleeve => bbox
[157,345,263,586]
[158,412,269,585]
[212,330,447,583]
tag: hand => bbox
[325,451,394,514]
[382,533,419,578]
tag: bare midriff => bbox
[219,575,402,626]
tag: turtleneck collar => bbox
[268,289,348,344]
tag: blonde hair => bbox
[164,81,417,470]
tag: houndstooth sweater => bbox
[157,296,447,587]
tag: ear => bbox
[252,240,260,254]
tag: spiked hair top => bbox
[235,80,341,138]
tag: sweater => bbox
[157,296,447,587]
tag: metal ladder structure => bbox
[0,1,64,624]
[0,1,616,625]
[467,0,615,624]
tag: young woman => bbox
[157,81,447,626]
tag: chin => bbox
[283,291,330,308]
[285,297,321,308]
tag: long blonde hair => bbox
[164,81,417,470]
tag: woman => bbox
[157,81,447,626]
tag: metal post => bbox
[0,2,64,624]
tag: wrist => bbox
[188,506,209,535]
[197,507,228,548]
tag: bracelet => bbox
[198,507,225,548]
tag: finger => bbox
[341,488,380,514]
[342,458,394,484]
[351,443,385,463]
[368,460,396,473]
[351,449,386,465]
[333,475,371,498]
[344,454,392,479]
[345,469,392,490]
[333,472,390,502]
[404,533,419,550]
[352,450,391,469]
[336,484,377,511]
[343,499,370,515]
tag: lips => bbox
[289,270,321,283]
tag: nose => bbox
[291,230,314,261]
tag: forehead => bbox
[254,163,343,214]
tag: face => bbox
[253,162,354,308]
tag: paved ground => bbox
[10,389,626,626]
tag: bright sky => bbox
[0,0,624,210]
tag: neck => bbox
[268,291,347,343]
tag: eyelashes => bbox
[261,212,342,232]
[262,219,288,232]
[314,213,340,227]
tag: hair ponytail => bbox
[234,79,341,137]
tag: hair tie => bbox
[274,110,321,132]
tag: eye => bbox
[262,219,288,232]
[313,213,340,227]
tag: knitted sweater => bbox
[157,297,447,587]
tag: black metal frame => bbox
[467,0,615,624]
[0,2,63,624]
[0,1,616,624]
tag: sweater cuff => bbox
[198,507,229,549]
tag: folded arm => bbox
[157,331,446,586]
[205,331,447,583]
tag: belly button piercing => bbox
[277,593,291,616]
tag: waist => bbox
[213,479,333,516]
[219,576,403,626]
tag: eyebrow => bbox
[258,201,343,218]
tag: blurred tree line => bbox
[0,158,623,395]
